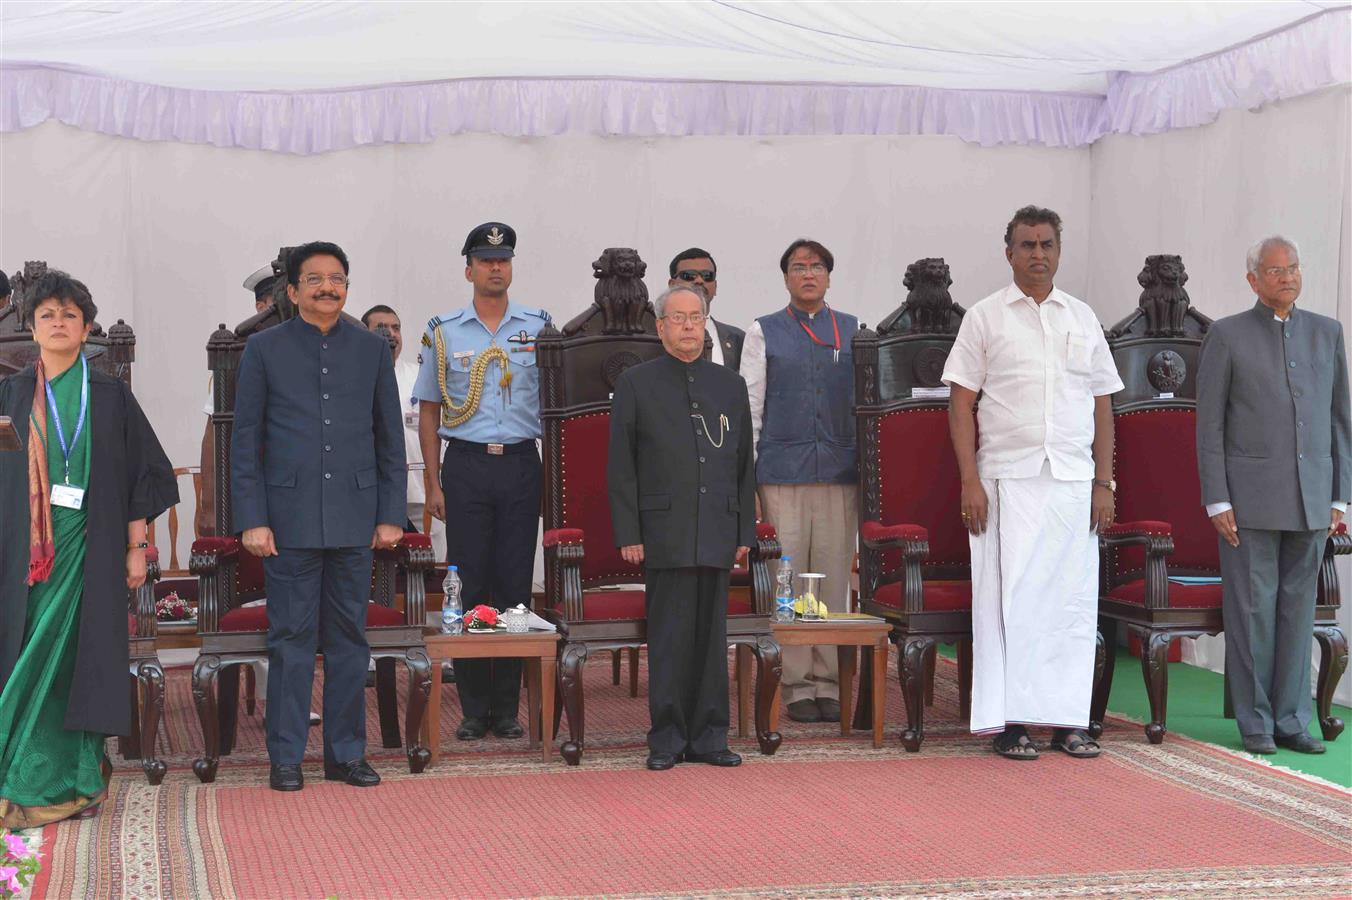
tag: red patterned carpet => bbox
[28,653,1352,899]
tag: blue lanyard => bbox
[44,354,89,485]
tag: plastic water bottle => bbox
[441,566,463,635]
[774,556,796,624]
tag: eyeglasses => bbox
[301,274,351,288]
[1262,264,1301,278]
[663,312,706,326]
[675,269,716,283]
[788,263,828,276]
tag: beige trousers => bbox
[760,482,858,703]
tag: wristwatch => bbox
[127,541,149,550]
[1093,479,1117,492]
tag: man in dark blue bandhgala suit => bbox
[232,241,406,792]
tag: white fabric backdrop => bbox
[1,86,1348,702]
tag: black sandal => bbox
[993,726,1039,760]
[1050,728,1101,758]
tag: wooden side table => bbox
[739,620,889,748]
[419,629,558,764]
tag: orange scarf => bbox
[26,359,54,585]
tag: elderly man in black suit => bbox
[232,241,406,791]
[608,283,756,771]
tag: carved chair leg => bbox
[924,647,936,707]
[1087,624,1108,735]
[1314,625,1348,741]
[138,660,167,785]
[1137,628,1172,744]
[899,636,935,752]
[402,648,432,773]
[852,647,874,731]
[244,663,257,716]
[552,657,564,740]
[559,643,589,766]
[217,663,240,757]
[1089,620,1115,739]
[628,646,640,698]
[376,656,401,749]
[611,650,621,686]
[957,638,973,722]
[121,673,142,760]
[192,655,222,783]
[752,634,783,756]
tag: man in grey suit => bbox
[1196,235,1350,755]
[608,283,756,771]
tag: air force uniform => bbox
[411,222,550,728]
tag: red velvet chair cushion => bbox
[874,579,972,612]
[559,412,644,585]
[876,409,968,574]
[1113,409,1218,575]
[218,602,406,632]
[128,612,137,634]
[1108,578,1222,609]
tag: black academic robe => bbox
[0,364,178,736]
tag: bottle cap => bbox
[781,555,791,561]
[449,565,458,571]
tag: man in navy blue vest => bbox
[741,239,860,723]
[232,241,406,792]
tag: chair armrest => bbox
[543,528,585,621]
[191,536,240,632]
[745,522,781,615]
[1318,522,1350,608]
[860,520,929,552]
[1098,520,1174,609]
[129,545,162,638]
[398,532,434,626]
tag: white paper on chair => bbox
[911,387,951,400]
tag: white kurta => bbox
[942,283,1124,734]
[396,357,446,560]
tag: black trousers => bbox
[442,440,541,720]
[645,566,730,755]
[262,546,372,765]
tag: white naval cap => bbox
[243,264,278,293]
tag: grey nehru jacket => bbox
[1196,301,1351,531]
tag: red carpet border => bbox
[26,654,1352,899]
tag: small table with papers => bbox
[419,627,558,764]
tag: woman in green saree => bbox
[0,271,177,828]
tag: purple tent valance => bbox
[1,9,1346,155]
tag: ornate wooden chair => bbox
[189,255,432,782]
[537,247,782,766]
[1093,255,1348,743]
[852,259,976,752]
[3,261,168,783]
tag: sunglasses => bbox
[675,269,716,282]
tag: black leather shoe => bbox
[646,752,679,770]
[492,717,524,738]
[269,763,303,792]
[1242,734,1277,754]
[1275,732,1326,754]
[816,697,842,721]
[683,749,742,767]
[323,758,381,786]
[786,699,822,722]
[456,717,490,740]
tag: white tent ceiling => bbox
[2,0,1347,94]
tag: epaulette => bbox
[422,311,463,348]
[519,305,552,324]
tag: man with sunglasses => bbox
[741,239,859,723]
[668,248,744,370]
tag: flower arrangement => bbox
[0,829,41,899]
[155,591,195,622]
[464,604,499,631]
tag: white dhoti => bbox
[969,461,1097,734]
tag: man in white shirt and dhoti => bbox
[942,206,1123,760]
